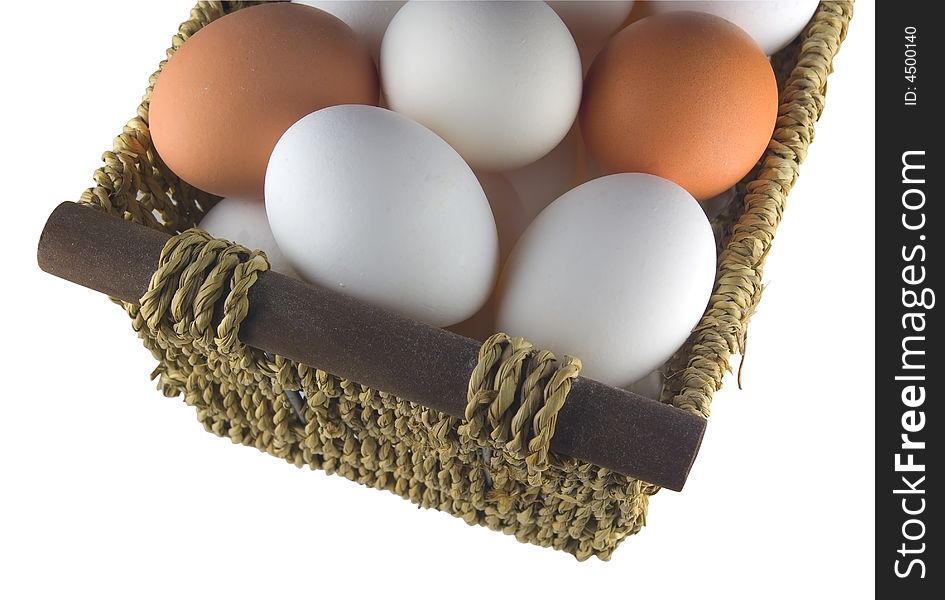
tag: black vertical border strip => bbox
[876,3,938,595]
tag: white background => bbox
[1,1,874,597]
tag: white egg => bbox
[266,105,498,327]
[646,0,820,55]
[496,173,716,387]
[293,1,405,61]
[198,196,298,278]
[505,125,581,221]
[547,1,635,71]
[381,1,582,172]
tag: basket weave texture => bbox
[77,1,853,560]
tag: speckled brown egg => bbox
[149,2,378,199]
[579,11,778,200]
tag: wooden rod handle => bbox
[38,202,706,490]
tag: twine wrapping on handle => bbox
[139,229,270,355]
[462,333,581,486]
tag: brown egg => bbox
[149,3,378,199]
[580,11,777,200]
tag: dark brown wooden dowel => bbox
[38,201,706,490]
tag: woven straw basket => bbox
[65,0,852,560]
